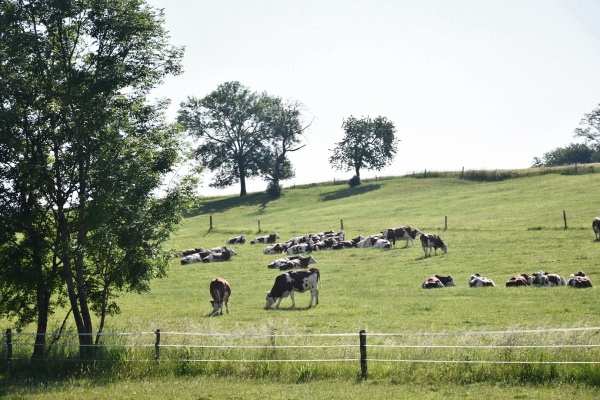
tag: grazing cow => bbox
[251,233,280,244]
[469,273,495,287]
[209,278,231,316]
[420,234,448,257]
[180,247,205,256]
[567,274,593,288]
[506,274,532,287]
[265,268,320,309]
[422,274,455,289]
[594,218,600,240]
[226,234,246,245]
[383,226,423,247]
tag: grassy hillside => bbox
[3,168,600,398]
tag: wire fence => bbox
[3,326,600,378]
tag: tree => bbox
[329,116,398,184]
[574,103,600,144]
[0,0,190,359]
[177,82,270,197]
[533,143,597,167]
[261,98,310,196]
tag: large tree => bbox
[177,82,270,197]
[329,116,398,184]
[574,103,600,145]
[261,97,310,196]
[0,0,190,359]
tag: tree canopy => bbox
[177,82,309,197]
[574,103,600,145]
[329,116,398,184]
[0,0,191,358]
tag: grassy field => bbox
[2,168,600,398]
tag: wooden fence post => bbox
[209,215,213,230]
[359,330,367,379]
[258,220,261,232]
[340,219,344,231]
[6,328,12,375]
[155,329,161,364]
[563,210,567,230]
[445,216,448,231]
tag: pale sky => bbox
[147,0,600,196]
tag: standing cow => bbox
[209,278,231,316]
[265,268,320,309]
[593,217,600,241]
[420,233,448,257]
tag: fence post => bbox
[445,216,448,231]
[563,210,567,230]
[209,215,213,230]
[340,219,344,231]
[155,329,161,364]
[359,330,367,379]
[258,220,261,232]
[6,328,12,375]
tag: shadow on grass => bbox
[184,191,273,218]
[319,184,382,201]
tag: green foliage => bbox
[348,174,361,187]
[535,142,599,166]
[329,115,398,178]
[574,102,600,144]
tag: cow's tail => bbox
[316,268,322,289]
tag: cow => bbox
[209,278,231,316]
[420,233,448,257]
[251,233,280,244]
[567,274,593,288]
[181,251,212,265]
[202,248,234,263]
[532,270,567,286]
[383,226,423,247]
[265,268,320,309]
[287,239,317,254]
[422,274,455,288]
[268,255,317,270]
[506,274,533,287]
[209,246,237,256]
[226,234,246,245]
[263,243,286,255]
[594,217,600,240]
[372,239,392,249]
[179,247,205,256]
[469,273,495,287]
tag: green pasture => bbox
[3,169,600,398]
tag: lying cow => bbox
[265,268,320,309]
[202,248,235,263]
[420,233,448,257]
[594,218,600,241]
[179,247,205,256]
[506,274,533,287]
[263,243,286,255]
[469,273,495,287]
[209,278,231,316]
[532,270,567,286]
[372,239,392,249]
[226,234,246,245]
[567,274,593,288]
[251,233,280,244]
[268,255,317,269]
[422,274,455,289]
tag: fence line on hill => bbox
[4,327,600,378]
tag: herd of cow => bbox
[187,218,600,316]
[422,270,593,289]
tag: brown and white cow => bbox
[251,233,280,244]
[226,234,246,245]
[265,268,320,309]
[469,273,495,287]
[263,243,286,255]
[567,274,593,288]
[593,217,600,241]
[420,233,448,257]
[422,274,455,289]
[532,270,567,286]
[202,248,235,263]
[209,278,231,316]
[506,274,532,287]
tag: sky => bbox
[147,0,600,196]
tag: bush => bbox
[266,182,283,198]
[348,175,361,187]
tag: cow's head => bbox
[265,293,276,309]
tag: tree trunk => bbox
[239,165,247,197]
[32,288,50,359]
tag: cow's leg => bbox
[224,295,229,314]
[275,297,283,308]
[290,291,296,308]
